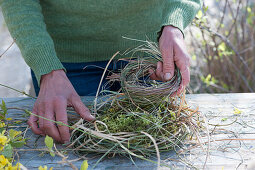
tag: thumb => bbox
[161,46,175,81]
[71,97,95,121]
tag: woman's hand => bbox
[150,25,191,95]
[27,70,95,143]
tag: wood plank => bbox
[1,93,255,169]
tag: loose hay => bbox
[70,41,204,167]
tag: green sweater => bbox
[0,0,201,84]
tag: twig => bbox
[199,26,254,91]
[0,83,36,98]
[0,41,15,58]
[54,144,78,170]
[227,0,242,38]
[216,0,228,32]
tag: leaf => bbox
[38,165,48,170]
[13,136,23,141]
[192,55,196,61]
[45,135,55,157]
[80,160,88,170]
[201,74,218,87]
[218,42,226,52]
[2,144,13,158]
[221,118,227,121]
[233,107,242,115]
[9,129,22,139]
[196,10,203,19]
[203,6,209,13]
[10,141,26,148]
[0,100,7,117]
[247,7,252,13]
[50,151,55,157]
[45,135,54,149]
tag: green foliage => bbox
[247,6,255,26]
[0,100,26,159]
[45,135,55,157]
[221,118,227,121]
[0,100,7,119]
[217,42,233,57]
[10,140,26,148]
[196,10,203,19]
[201,74,218,87]
[80,160,88,170]
[2,144,13,158]
[192,54,197,61]
[92,98,183,149]
[99,112,151,133]
[190,1,255,93]
[194,9,208,27]
[9,129,26,148]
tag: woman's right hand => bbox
[27,69,95,143]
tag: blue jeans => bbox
[31,60,127,96]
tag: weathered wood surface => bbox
[1,93,255,170]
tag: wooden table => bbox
[1,93,255,170]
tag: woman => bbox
[0,0,201,143]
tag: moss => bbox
[96,98,182,136]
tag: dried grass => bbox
[69,41,205,168]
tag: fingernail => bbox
[164,73,171,81]
[90,115,96,120]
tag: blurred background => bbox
[0,8,33,97]
[188,0,255,94]
[0,0,254,97]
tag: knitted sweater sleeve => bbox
[162,0,202,36]
[0,0,65,85]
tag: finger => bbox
[28,114,44,135]
[178,63,190,87]
[37,105,45,133]
[54,99,70,143]
[174,42,190,91]
[38,112,45,134]
[155,61,164,81]
[71,96,95,121]
[149,69,159,80]
[160,43,175,81]
[28,105,44,135]
[43,103,62,142]
[175,62,190,96]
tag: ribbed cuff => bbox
[23,43,65,86]
[161,1,201,38]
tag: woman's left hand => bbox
[149,25,191,95]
